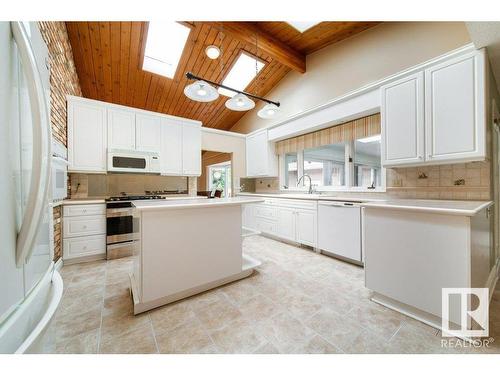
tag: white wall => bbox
[231,22,471,134]
[201,129,246,193]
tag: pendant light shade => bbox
[225,93,255,111]
[257,103,280,119]
[184,80,219,102]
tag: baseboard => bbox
[62,253,106,266]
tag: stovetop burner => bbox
[106,195,166,202]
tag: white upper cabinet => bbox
[135,113,161,152]
[425,51,485,162]
[182,123,202,176]
[381,72,425,166]
[246,129,278,177]
[160,118,183,175]
[68,98,107,173]
[107,108,136,150]
[381,48,486,167]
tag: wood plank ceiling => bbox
[66,21,381,131]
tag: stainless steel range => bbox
[106,195,165,260]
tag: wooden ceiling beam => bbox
[203,21,306,73]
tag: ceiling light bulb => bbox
[205,45,221,59]
[197,86,207,96]
[225,93,255,111]
[257,103,280,119]
[236,98,244,106]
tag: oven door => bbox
[106,206,135,244]
[51,156,68,201]
[107,153,149,173]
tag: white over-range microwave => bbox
[107,149,161,174]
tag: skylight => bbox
[142,22,191,79]
[286,21,321,33]
[218,52,265,97]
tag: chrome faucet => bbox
[297,174,313,194]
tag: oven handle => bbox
[106,208,133,217]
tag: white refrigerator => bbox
[0,21,63,353]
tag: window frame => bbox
[279,140,386,193]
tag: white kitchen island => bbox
[129,197,264,314]
[361,199,495,335]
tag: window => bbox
[286,21,321,33]
[218,52,265,97]
[142,22,191,79]
[208,162,232,198]
[303,144,346,187]
[279,133,384,191]
[284,153,298,187]
[354,135,382,188]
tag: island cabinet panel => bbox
[139,205,242,302]
[363,206,491,328]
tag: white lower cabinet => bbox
[244,198,317,247]
[63,203,106,263]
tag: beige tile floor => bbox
[51,235,500,354]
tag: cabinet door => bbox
[68,100,107,173]
[425,51,485,162]
[182,123,201,176]
[277,207,296,242]
[135,113,161,152]
[381,72,425,167]
[160,119,183,175]
[246,130,268,176]
[296,209,317,247]
[107,108,135,150]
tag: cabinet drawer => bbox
[255,217,277,235]
[63,234,106,259]
[254,205,278,220]
[276,199,317,210]
[63,215,106,238]
[63,204,106,217]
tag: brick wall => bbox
[38,22,82,261]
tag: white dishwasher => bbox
[317,201,362,263]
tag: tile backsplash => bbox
[69,173,191,199]
[240,160,491,200]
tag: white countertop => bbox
[237,192,386,203]
[62,195,202,205]
[361,199,494,216]
[62,198,106,205]
[132,196,265,211]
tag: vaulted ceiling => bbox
[66,21,381,131]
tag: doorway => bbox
[197,151,233,197]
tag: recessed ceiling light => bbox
[205,45,220,59]
[142,21,191,79]
[286,21,321,33]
